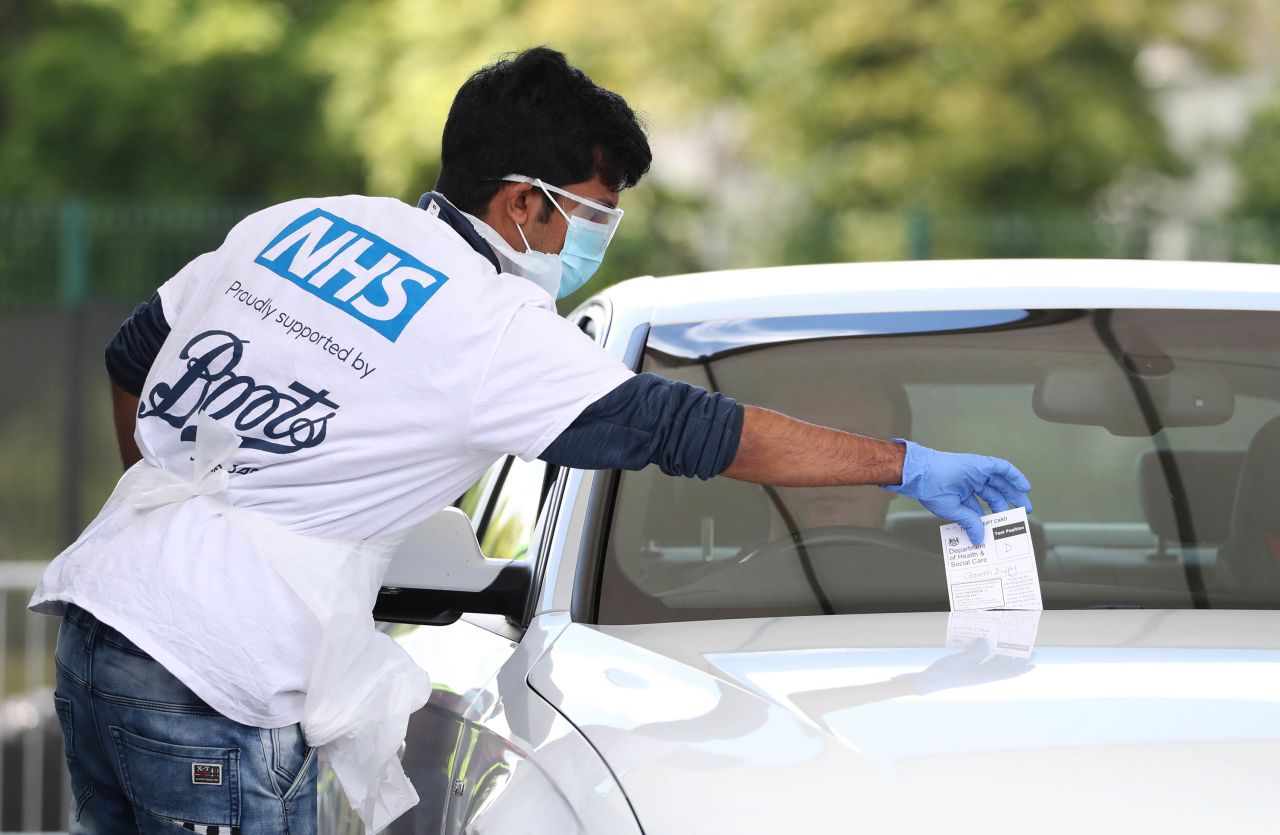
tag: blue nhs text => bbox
[255,208,447,342]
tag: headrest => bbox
[886,510,1047,569]
[1214,418,1280,596]
[1230,417,1280,534]
[1138,450,1244,544]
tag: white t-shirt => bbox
[30,195,633,727]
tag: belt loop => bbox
[81,608,99,653]
[80,609,99,690]
[73,607,96,653]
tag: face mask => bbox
[509,223,565,298]
[555,214,610,297]
[503,175,624,299]
[462,210,563,298]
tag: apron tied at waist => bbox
[122,414,431,833]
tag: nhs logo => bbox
[255,208,448,342]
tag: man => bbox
[31,47,1031,833]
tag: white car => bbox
[320,260,1280,834]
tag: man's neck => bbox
[416,192,500,272]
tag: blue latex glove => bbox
[882,439,1032,545]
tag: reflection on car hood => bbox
[527,610,1280,834]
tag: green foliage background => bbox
[2,0,1275,297]
[1235,100,1280,223]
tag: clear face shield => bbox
[501,174,624,260]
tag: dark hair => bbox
[435,47,652,216]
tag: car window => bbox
[480,456,549,560]
[600,308,1280,624]
[455,459,505,532]
[904,384,1275,525]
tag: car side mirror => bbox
[373,507,532,626]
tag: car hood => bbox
[527,610,1280,834]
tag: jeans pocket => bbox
[53,695,93,820]
[110,726,240,831]
[264,725,316,800]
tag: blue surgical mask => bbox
[553,215,609,297]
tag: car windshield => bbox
[600,308,1280,624]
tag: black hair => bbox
[435,47,652,216]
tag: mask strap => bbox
[514,181,573,255]
[534,179,575,225]
[514,221,535,254]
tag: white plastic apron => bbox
[121,414,430,833]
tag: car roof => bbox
[596,259,1280,326]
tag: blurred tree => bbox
[1233,98,1280,222]
[593,0,1244,264]
[693,0,1187,213]
[304,0,1238,272]
[0,0,1246,276]
[0,0,365,201]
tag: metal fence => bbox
[0,198,1278,831]
[0,564,66,833]
[0,200,259,565]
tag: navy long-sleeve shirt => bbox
[539,372,742,479]
[104,293,170,397]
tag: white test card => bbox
[938,506,1043,611]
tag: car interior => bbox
[597,308,1280,624]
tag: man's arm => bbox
[105,292,170,471]
[542,377,1031,545]
[540,379,901,485]
[111,383,142,469]
[722,405,905,486]
[722,406,1031,544]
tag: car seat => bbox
[1214,417,1280,600]
[1137,449,1244,560]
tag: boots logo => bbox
[140,330,339,455]
[255,208,448,342]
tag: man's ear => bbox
[500,182,538,226]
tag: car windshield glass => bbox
[600,308,1280,624]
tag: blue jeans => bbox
[53,605,317,834]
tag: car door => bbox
[379,453,555,834]
[316,454,554,834]
[443,454,560,833]
[320,306,616,833]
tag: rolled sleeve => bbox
[539,373,744,479]
[104,293,170,396]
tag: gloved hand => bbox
[882,439,1032,545]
